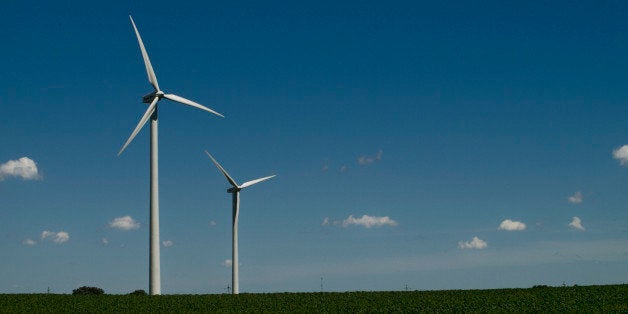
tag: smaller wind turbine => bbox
[205,150,275,295]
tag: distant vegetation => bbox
[128,290,147,296]
[71,286,104,296]
[2,284,626,312]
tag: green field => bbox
[1,285,627,312]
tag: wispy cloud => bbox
[108,216,140,230]
[323,150,382,173]
[569,216,585,231]
[498,219,526,231]
[22,238,36,246]
[0,157,40,181]
[209,220,217,227]
[357,150,383,165]
[222,259,232,267]
[341,214,398,228]
[458,236,487,250]
[567,191,583,204]
[101,238,109,246]
[41,231,69,244]
[612,145,628,166]
[322,215,398,228]
[162,240,173,247]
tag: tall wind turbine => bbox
[118,16,223,295]
[205,151,275,294]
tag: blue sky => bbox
[2,1,628,294]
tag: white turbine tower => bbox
[205,151,275,294]
[118,16,223,295]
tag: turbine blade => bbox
[204,150,238,187]
[118,98,159,156]
[163,94,224,118]
[129,15,160,91]
[240,175,276,189]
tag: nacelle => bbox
[142,92,157,104]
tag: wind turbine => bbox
[204,150,275,294]
[118,16,223,295]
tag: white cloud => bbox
[321,164,329,172]
[109,216,140,230]
[357,149,383,165]
[209,220,217,227]
[612,145,628,166]
[498,219,526,231]
[41,231,54,239]
[222,259,232,267]
[22,238,36,246]
[0,157,40,181]
[101,238,109,245]
[321,217,330,226]
[568,191,583,204]
[41,230,69,244]
[162,240,173,247]
[341,214,398,228]
[569,216,585,231]
[53,232,69,243]
[339,165,347,172]
[458,236,487,250]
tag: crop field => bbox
[1,284,626,312]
